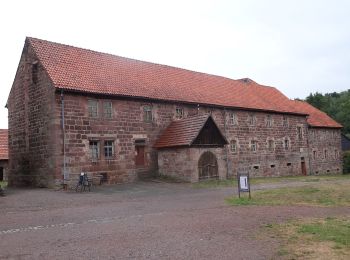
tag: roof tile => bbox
[291,100,342,128]
[27,37,305,115]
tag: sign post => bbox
[237,172,251,199]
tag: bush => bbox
[343,151,350,174]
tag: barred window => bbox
[229,113,236,125]
[297,126,303,140]
[282,115,288,127]
[88,100,98,118]
[266,115,272,127]
[248,113,256,126]
[143,106,153,122]
[89,140,99,161]
[175,107,184,119]
[313,150,317,160]
[324,149,328,159]
[104,140,114,158]
[230,140,237,153]
[284,138,290,150]
[251,140,258,152]
[103,101,112,118]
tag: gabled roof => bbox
[0,129,8,160]
[26,37,306,115]
[291,100,342,128]
[154,114,227,148]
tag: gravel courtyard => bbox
[1,181,349,260]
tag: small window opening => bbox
[287,163,292,166]
[253,165,259,170]
[32,62,38,84]
[270,164,275,168]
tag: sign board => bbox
[237,173,251,198]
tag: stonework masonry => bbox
[7,41,343,187]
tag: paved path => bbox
[0,181,349,259]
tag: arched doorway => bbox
[198,151,218,180]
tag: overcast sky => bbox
[0,0,349,129]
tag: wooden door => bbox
[198,151,218,180]
[135,146,145,167]
[301,161,307,175]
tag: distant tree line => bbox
[305,90,350,137]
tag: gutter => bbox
[61,90,68,184]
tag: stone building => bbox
[6,37,343,187]
[0,129,9,182]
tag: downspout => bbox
[224,109,229,179]
[61,90,67,184]
[306,125,313,175]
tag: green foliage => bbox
[299,218,350,248]
[226,178,350,207]
[343,151,350,174]
[305,90,350,135]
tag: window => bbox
[32,62,38,84]
[103,101,112,118]
[268,139,274,151]
[175,107,184,119]
[248,113,256,126]
[104,140,114,158]
[230,140,237,153]
[266,115,272,127]
[89,141,99,161]
[88,100,98,118]
[313,150,317,160]
[284,138,289,150]
[297,126,303,140]
[229,113,237,125]
[282,115,288,127]
[143,105,153,122]
[335,149,339,159]
[324,149,328,159]
[251,140,257,152]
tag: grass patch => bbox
[0,181,7,188]
[193,174,350,188]
[226,182,350,207]
[265,218,350,259]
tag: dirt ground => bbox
[0,181,349,260]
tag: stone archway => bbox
[198,151,218,180]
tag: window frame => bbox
[248,113,256,126]
[230,139,237,153]
[103,101,113,118]
[88,99,99,118]
[229,112,237,125]
[104,140,115,158]
[297,126,303,140]
[250,140,257,152]
[143,105,153,122]
[175,107,184,120]
[89,140,100,161]
[282,115,288,127]
[266,115,273,127]
[284,138,290,150]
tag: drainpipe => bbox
[224,109,229,179]
[61,90,67,184]
[306,126,313,175]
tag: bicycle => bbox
[75,172,92,192]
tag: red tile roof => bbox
[291,100,342,128]
[154,114,226,148]
[0,129,8,160]
[27,37,306,115]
